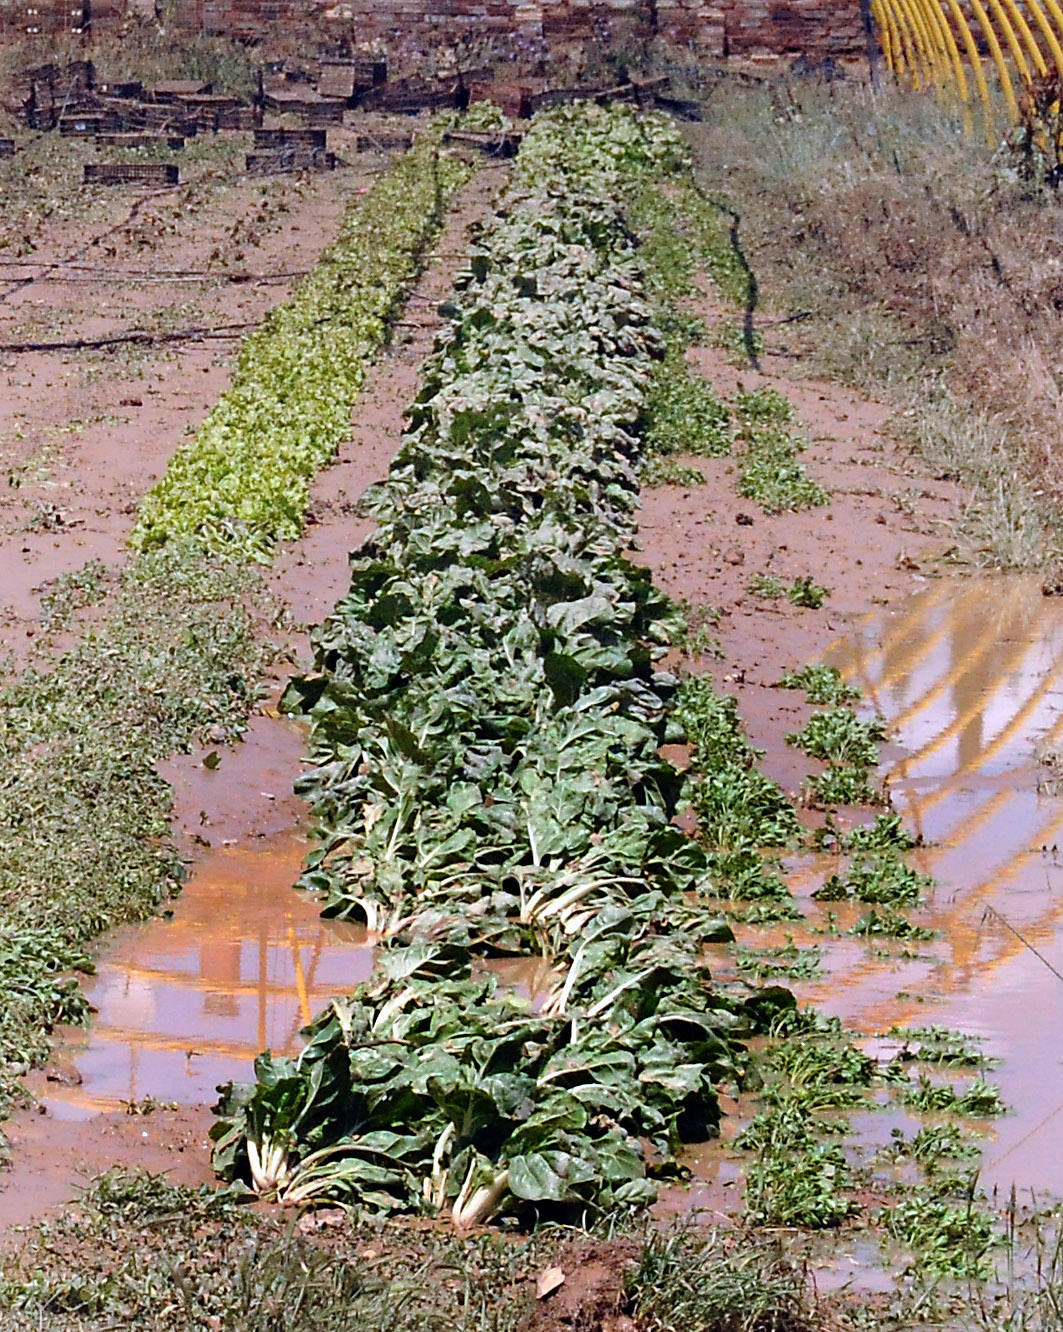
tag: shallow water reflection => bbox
[819,576,1063,1195]
[44,837,373,1119]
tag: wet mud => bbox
[38,834,372,1121]
[813,575,1063,1198]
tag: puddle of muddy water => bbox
[34,575,1063,1213]
[41,835,373,1120]
[794,575,1063,1198]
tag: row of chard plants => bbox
[133,133,472,561]
[212,104,789,1226]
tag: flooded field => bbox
[817,575,1063,1198]
[30,573,1063,1210]
[39,836,373,1119]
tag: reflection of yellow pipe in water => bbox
[881,595,1004,733]
[825,584,954,701]
[861,801,1063,1017]
[892,630,1040,780]
[902,662,1063,825]
[290,926,312,1027]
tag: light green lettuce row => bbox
[132,136,473,561]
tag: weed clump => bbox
[779,663,859,704]
[677,676,800,849]
[815,852,932,906]
[881,1187,998,1279]
[787,709,886,767]
[902,1075,1006,1117]
[748,574,830,608]
[625,1226,816,1332]
[644,354,732,459]
[734,388,829,514]
[739,1100,856,1227]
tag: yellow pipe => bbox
[944,0,998,139]
[983,0,1037,87]
[997,0,1050,74]
[1035,0,1063,69]
[914,0,973,122]
[967,0,1021,121]
[881,0,922,83]
[1023,0,1063,80]
[871,0,903,71]
[891,0,938,87]
[903,0,953,89]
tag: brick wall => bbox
[0,0,867,62]
[195,0,866,59]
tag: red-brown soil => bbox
[0,150,505,1239]
[0,147,977,1254]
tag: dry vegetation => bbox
[689,78,1063,571]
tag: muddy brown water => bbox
[39,835,373,1120]
[814,574,1063,1199]
[29,572,1063,1207]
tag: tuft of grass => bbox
[677,676,801,849]
[643,457,706,488]
[624,1226,816,1332]
[887,1025,993,1067]
[748,575,829,607]
[726,900,805,924]
[815,852,933,906]
[779,663,859,704]
[676,601,723,658]
[785,577,829,609]
[763,1037,876,1094]
[712,320,764,363]
[845,813,917,851]
[704,846,792,901]
[38,559,111,631]
[739,1100,856,1228]
[849,908,937,939]
[887,1122,981,1167]
[806,765,883,807]
[735,942,823,980]
[902,1075,1006,1117]
[644,354,733,458]
[787,709,887,767]
[880,1186,998,1280]
[747,572,786,600]
[734,389,829,515]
